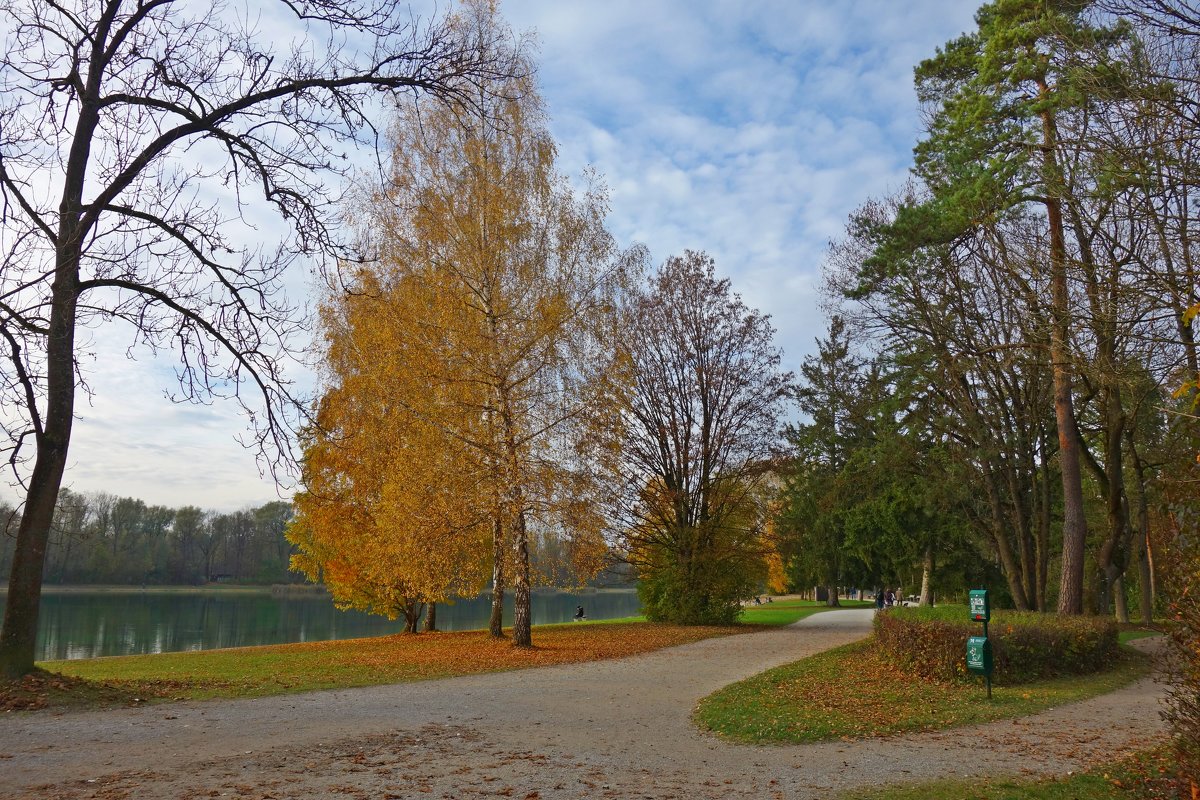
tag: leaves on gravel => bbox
[9,622,745,711]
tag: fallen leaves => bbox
[16,622,748,711]
[695,637,1152,745]
[0,669,145,712]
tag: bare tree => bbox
[609,251,791,625]
[0,0,515,676]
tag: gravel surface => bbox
[0,609,1168,799]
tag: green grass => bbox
[695,638,1151,744]
[838,772,1127,800]
[739,598,870,627]
[3,597,852,711]
[594,597,864,628]
[6,619,754,711]
[834,746,1187,800]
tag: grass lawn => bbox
[2,621,743,711]
[695,637,1153,744]
[0,597,847,712]
[834,746,1187,800]
[740,598,872,627]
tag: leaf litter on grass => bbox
[696,638,1151,744]
[11,621,749,710]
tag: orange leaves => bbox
[293,28,631,641]
[31,623,747,710]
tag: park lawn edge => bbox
[694,635,1156,745]
[830,744,1187,800]
[1,599,838,712]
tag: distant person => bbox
[874,588,885,610]
[885,589,896,608]
[754,596,761,605]
[574,605,585,621]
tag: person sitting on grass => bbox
[574,605,585,621]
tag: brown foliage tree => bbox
[607,251,791,625]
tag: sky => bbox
[10,0,981,513]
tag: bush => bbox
[637,547,759,626]
[1160,484,1199,789]
[874,605,1119,685]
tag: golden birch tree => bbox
[291,0,634,646]
[289,267,493,631]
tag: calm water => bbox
[0,588,641,662]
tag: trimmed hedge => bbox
[873,605,1119,685]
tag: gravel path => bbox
[0,609,1168,799]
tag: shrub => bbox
[636,545,759,626]
[874,605,1119,685]
[1160,483,1199,789]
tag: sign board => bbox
[966,635,993,676]
[969,589,990,622]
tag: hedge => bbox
[873,605,1119,685]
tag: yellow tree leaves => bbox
[290,267,493,629]
[290,1,635,644]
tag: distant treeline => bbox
[0,489,636,589]
[0,489,297,586]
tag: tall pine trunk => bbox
[1040,99,1088,615]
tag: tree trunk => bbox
[489,513,505,638]
[1036,432,1053,612]
[919,543,935,606]
[1114,575,1130,624]
[0,235,83,675]
[511,509,533,647]
[1127,438,1155,624]
[1040,101,1088,616]
[824,585,840,607]
[984,466,1031,609]
[498,380,532,648]
[402,601,423,633]
[423,602,437,632]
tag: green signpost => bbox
[967,588,993,698]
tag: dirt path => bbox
[0,609,1167,799]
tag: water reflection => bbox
[0,588,641,662]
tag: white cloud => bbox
[3,0,980,512]
[506,0,978,374]
[50,329,285,511]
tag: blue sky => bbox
[29,0,980,512]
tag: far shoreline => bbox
[0,583,635,596]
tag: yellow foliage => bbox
[290,5,632,631]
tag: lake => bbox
[0,587,642,662]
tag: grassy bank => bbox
[835,746,1186,800]
[696,634,1154,744]
[1,597,841,712]
[3,622,745,710]
[742,598,872,627]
